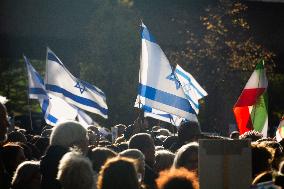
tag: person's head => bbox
[1,143,26,174]
[163,136,178,151]
[50,121,88,154]
[119,149,145,181]
[156,168,199,189]
[240,130,263,142]
[97,157,140,189]
[230,131,240,139]
[129,133,155,167]
[173,142,199,171]
[57,149,95,189]
[251,143,274,177]
[0,102,9,143]
[11,161,41,189]
[7,131,27,143]
[178,121,201,145]
[89,147,117,173]
[154,150,175,173]
[252,171,273,185]
[157,129,171,137]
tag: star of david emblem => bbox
[166,72,181,90]
[74,81,86,94]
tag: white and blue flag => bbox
[136,23,197,120]
[174,64,208,114]
[45,48,108,119]
[142,105,185,126]
[77,108,94,129]
[24,55,48,99]
[24,55,78,126]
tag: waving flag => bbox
[136,23,196,120]
[174,64,207,114]
[24,55,78,126]
[77,109,94,129]
[276,116,284,142]
[45,48,108,118]
[142,105,186,126]
[24,55,48,99]
[233,61,268,137]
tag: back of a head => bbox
[156,168,199,189]
[7,131,27,143]
[97,157,139,189]
[90,147,117,173]
[119,149,145,179]
[155,150,175,172]
[178,121,201,144]
[128,133,154,152]
[11,161,40,188]
[174,142,199,171]
[50,121,87,151]
[251,143,273,177]
[128,133,155,166]
[57,149,94,189]
[1,143,25,172]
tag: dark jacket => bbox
[40,145,68,189]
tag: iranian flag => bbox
[233,60,268,137]
[276,116,284,142]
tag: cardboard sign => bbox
[199,139,251,189]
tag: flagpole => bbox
[24,54,34,132]
[138,21,144,129]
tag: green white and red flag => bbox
[276,116,284,142]
[233,60,268,137]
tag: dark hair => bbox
[90,147,117,173]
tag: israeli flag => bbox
[142,105,185,127]
[77,109,94,129]
[24,56,78,126]
[45,48,108,119]
[174,64,208,114]
[136,23,197,120]
[24,55,48,99]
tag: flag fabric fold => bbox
[136,23,196,120]
[24,55,78,126]
[45,48,108,118]
[142,105,186,126]
[233,61,268,137]
[174,64,207,114]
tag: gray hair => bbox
[57,149,95,189]
[50,121,87,148]
[119,149,145,179]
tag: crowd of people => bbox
[0,101,284,189]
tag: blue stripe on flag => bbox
[141,26,156,43]
[29,88,47,95]
[80,80,106,98]
[41,99,49,117]
[139,84,195,114]
[142,105,174,119]
[175,69,206,98]
[46,84,108,115]
[47,114,58,124]
[47,51,62,65]
[185,94,200,109]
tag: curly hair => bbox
[156,168,199,189]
